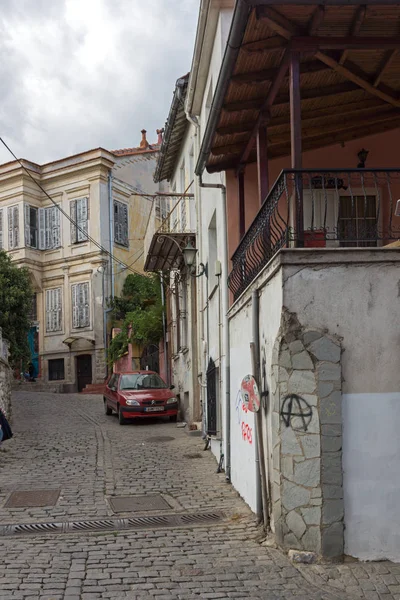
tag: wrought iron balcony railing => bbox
[228,169,400,300]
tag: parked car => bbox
[103,371,178,425]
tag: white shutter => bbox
[53,206,60,248]
[46,289,52,332]
[24,204,30,247]
[122,203,128,246]
[72,284,79,328]
[70,200,77,244]
[55,288,62,331]
[0,209,3,249]
[13,206,19,248]
[44,208,51,249]
[83,282,90,326]
[38,208,45,249]
[8,207,13,249]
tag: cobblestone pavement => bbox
[0,392,397,600]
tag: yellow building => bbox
[0,131,162,391]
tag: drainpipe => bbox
[103,171,114,377]
[251,290,270,529]
[160,272,169,385]
[199,174,230,483]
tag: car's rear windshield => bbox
[120,373,167,390]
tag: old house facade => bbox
[1,132,162,391]
[154,0,400,563]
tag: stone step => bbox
[80,383,106,395]
[11,381,61,393]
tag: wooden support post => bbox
[289,51,304,247]
[238,170,245,240]
[257,125,269,205]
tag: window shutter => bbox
[81,282,89,326]
[78,283,84,327]
[122,203,128,246]
[8,207,13,249]
[13,206,19,248]
[38,208,45,250]
[55,288,62,331]
[46,290,51,332]
[72,284,79,328]
[70,200,77,243]
[0,209,3,249]
[114,202,119,243]
[53,205,60,248]
[44,208,51,249]
[77,198,88,242]
[24,204,30,247]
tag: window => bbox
[24,205,38,248]
[108,373,118,390]
[338,195,377,247]
[180,277,188,349]
[41,206,61,250]
[0,209,3,249]
[114,201,128,246]
[72,282,90,328]
[208,212,217,288]
[120,373,167,390]
[8,205,19,249]
[46,288,62,332]
[48,359,65,381]
[70,197,88,243]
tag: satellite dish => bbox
[240,374,260,413]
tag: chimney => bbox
[156,128,164,145]
[140,129,149,149]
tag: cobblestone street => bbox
[0,392,398,600]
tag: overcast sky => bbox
[0,0,199,165]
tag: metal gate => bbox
[206,358,217,436]
[140,344,160,373]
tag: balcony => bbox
[144,193,196,272]
[228,169,400,300]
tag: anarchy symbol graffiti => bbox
[280,394,312,432]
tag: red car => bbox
[103,371,178,425]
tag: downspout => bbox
[160,272,169,385]
[251,290,270,529]
[104,170,114,376]
[199,174,230,483]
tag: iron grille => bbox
[140,344,160,373]
[206,358,217,436]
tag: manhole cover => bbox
[109,494,172,513]
[5,489,60,508]
[147,436,175,443]
[184,453,203,459]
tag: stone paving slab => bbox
[0,391,397,600]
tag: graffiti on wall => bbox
[280,394,312,431]
[235,390,253,445]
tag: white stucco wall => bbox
[229,300,258,512]
[343,392,400,562]
[281,248,400,561]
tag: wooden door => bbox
[76,354,92,392]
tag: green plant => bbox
[108,273,163,366]
[0,251,33,367]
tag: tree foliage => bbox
[108,273,163,365]
[0,251,33,367]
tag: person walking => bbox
[0,409,13,447]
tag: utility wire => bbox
[0,137,146,277]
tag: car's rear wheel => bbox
[104,397,112,415]
[169,414,177,422]
[118,406,126,425]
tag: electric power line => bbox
[0,137,147,278]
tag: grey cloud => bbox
[0,0,199,165]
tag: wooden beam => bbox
[291,36,400,50]
[241,36,287,53]
[238,48,291,165]
[309,5,325,35]
[340,5,366,64]
[223,82,360,112]
[315,51,400,107]
[290,52,302,168]
[257,126,269,204]
[256,5,300,40]
[258,6,400,108]
[217,98,386,136]
[231,60,328,85]
[373,49,398,87]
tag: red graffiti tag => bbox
[241,422,253,444]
